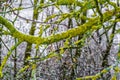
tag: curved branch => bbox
[0,8,119,45]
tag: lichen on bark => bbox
[0,8,119,45]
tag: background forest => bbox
[0,0,120,80]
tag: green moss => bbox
[0,8,119,45]
[56,0,75,5]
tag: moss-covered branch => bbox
[0,8,119,45]
[0,41,22,77]
[76,63,120,80]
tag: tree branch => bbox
[0,8,119,45]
